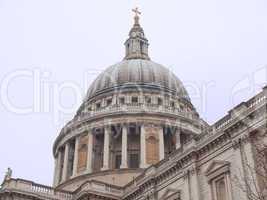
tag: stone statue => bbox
[4,167,12,181]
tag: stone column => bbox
[101,99,105,107]
[62,143,70,182]
[120,125,128,168]
[53,150,62,186]
[86,131,93,173]
[225,173,233,200]
[140,124,147,168]
[190,166,200,200]
[140,95,145,104]
[176,129,181,149]
[159,126,165,160]
[152,95,158,105]
[53,155,58,186]
[72,136,80,177]
[53,156,58,186]
[126,95,131,104]
[102,126,110,170]
[240,133,260,199]
[183,170,191,200]
[112,95,117,105]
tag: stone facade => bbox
[1,10,267,200]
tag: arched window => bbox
[146,136,159,164]
[78,135,88,172]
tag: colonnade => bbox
[53,124,182,186]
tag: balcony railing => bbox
[75,180,123,198]
[76,103,196,122]
[214,92,266,131]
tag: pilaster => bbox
[140,124,147,168]
[159,126,165,160]
[53,150,62,186]
[72,136,80,177]
[102,126,110,170]
[86,131,93,173]
[120,125,128,168]
[176,129,181,149]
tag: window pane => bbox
[132,97,138,103]
[129,154,139,168]
[120,97,125,104]
[216,178,227,200]
[115,155,121,169]
[146,136,159,165]
[106,99,112,106]
[158,98,163,105]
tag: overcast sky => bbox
[0,0,267,186]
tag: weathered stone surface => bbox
[1,10,267,200]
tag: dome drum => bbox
[76,91,197,120]
[53,119,200,190]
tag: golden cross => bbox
[132,7,141,17]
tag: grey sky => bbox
[0,0,267,186]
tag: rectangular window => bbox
[215,178,227,200]
[158,98,163,105]
[106,98,112,106]
[119,97,125,104]
[129,154,139,168]
[145,96,151,104]
[210,175,230,200]
[132,96,138,103]
[96,103,101,109]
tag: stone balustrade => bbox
[77,103,196,122]
[196,89,267,145]
[1,178,72,200]
[214,91,266,132]
[75,180,123,198]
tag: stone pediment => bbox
[205,160,230,175]
[160,188,181,200]
[205,160,230,182]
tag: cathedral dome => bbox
[52,9,202,191]
[85,11,190,103]
[86,59,190,101]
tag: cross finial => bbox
[132,7,141,17]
